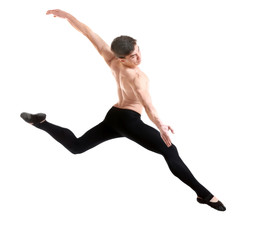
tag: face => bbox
[120,45,142,67]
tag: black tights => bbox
[36,107,213,199]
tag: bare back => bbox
[110,59,149,114]
[45,9,175,148]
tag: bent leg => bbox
[121,119,213,199]
[36,120,121,154]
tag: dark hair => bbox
[111,35,137,58]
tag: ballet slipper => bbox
[197,196,226,211]
[20,112,46,125]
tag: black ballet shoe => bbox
[20,112,46,125]
[197,197,226,211]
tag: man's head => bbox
[111,36,141,67]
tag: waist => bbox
[113,103,143,115]
[104,106,141,122]
[111,106,141,117]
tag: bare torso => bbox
[110,59,149,115]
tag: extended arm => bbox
[131,76,174,147]
[46,9,115,66]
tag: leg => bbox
[120,118,213,199]
[121,119,226,210]
[35,120,121,154]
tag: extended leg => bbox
[121,119,226,211]
[21,113,121,154]
[120,119,213,198]
[36,120,122,154]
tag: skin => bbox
[46,9,218,203]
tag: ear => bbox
[118,58,125,63]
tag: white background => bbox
[1,0,253,239]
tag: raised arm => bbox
[46,9,115,66]
[131,75,174,147]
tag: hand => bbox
[159,124,174,147]
[46,9,70,19]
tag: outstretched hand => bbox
[159,125,175,147]
[46,9,69,19]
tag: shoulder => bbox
[111,63,137,79]
[121,68,142,82]
[130,71,149,91]
[108,57,118,68]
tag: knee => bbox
[69,147,87,155]
[70,149,83,155]
[68,143,86,155]
[162,144,179,159]
[162,145,182,167]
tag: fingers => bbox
[46,10,53,15]
[168,126,175,134]
[165,139,172,147]
[46,9,69,19]
[162,134,172,147]
[46,9,60,16]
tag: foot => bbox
[20,112,46,125]
[197,196,226,211]
[198,196,218,203]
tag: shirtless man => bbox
[20,9,226,211]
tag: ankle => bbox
[198,196,218,203]
[210,196,218,203]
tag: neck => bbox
[120,61,138,69]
